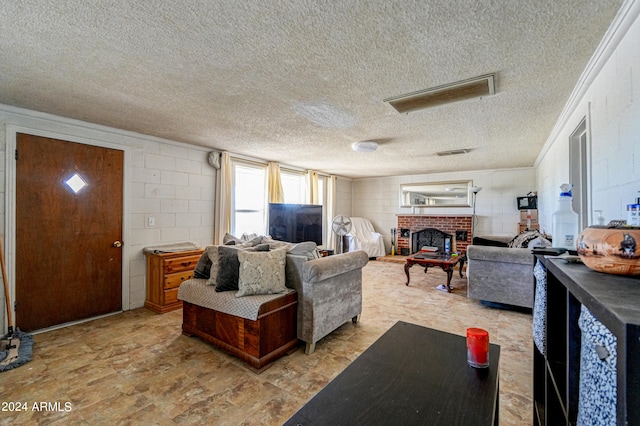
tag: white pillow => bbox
[236,248,288,297]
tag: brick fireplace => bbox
[396,215,472,254]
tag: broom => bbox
[0,234,33,372]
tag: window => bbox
[280,171,306,204]
[231,161,327,240]
[232,162,266,237]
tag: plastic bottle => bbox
[552,183,579,250]
[627,192,640,226]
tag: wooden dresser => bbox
[144,248,204,313]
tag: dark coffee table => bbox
[405,252,466,292]
[284,321,500,425]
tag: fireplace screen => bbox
[411,228,453,254]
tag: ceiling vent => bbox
[384,74,495,114]
[436,148,472,157]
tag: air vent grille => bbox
[436,148,472,157]
[384,74,495,114]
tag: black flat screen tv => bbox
[268,203,323,245]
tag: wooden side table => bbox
[144,248,204,313]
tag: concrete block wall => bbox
[128,143,216,308]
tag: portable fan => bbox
[331,215,352,254]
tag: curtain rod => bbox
[228,152,333,177]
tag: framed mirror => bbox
[400,180,473,208]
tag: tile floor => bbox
[0,260,532,425]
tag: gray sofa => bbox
[466,235,534,309]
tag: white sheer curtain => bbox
[305,170,319,204]
[325,175,337,250]
[214,152,232,244]
[267,162,284,203]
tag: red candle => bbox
[466,328,489,368]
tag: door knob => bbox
[112,241,123,248]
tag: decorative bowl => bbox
[577,226,640,275]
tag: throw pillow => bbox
[528,236,552,248]
[509,229,544,249]
[223,233,243,245]
[194,249,213,279]
[222,233,263,247]
[241,233,259,242]
[261,236,296,251]
[236,248,288,297]
[205,245,220,285]
[287,241,318,260]
[246,236,264,246]
[214,244,270,292]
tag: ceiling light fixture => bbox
[384,74,496,114]
[352,141,378,152]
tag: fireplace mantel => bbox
[396,214,473,217]
[396,214,473,255]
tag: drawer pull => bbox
[595,344,610,361]
[181,261,194,267]
[181,274,193,282]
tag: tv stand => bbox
[533,256,640,425]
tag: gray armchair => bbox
[286,251,369,354]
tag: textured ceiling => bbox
[0,0,623,178]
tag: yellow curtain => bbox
[267,162,285,203]
[214,152,232,244]
[325,175,337,250]
[305,170,319,204]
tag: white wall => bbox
[351,167,537,252]
[0,105,216,332]
[536,1,640,233]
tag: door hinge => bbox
[14,300,17,311]
[15,149,18,161]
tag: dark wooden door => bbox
[15,133,124,331]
